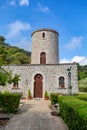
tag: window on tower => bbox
[40,52,46,64]
[42,32,45,38]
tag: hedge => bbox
[0,93,21,113]
[75,94,87,101]
[50,93,60,105]
[79,87,87,92]
[58,96,87,130]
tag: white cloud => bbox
[16,37,31,51]
[64,36,84,50]
[37,3,49,14]
[79,58,87,65]
[9,0,16,6]
[71,56,85,63]
[19,0,29,6]
[8,0,29,7]
[60,56,87,65]
[60,58,70,63]
[6,20,31,38]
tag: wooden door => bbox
[34,74,43,98]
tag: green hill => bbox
[0,36,31,65]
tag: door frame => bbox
[34,73,43,98]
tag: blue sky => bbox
[0,0,87,65]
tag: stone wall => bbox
[1,63,78,98]
[31,29,59,64]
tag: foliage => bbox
[0,36,31,65]
[0,67,20,87]
[11,52,30,64]
[59,96,87,130]
[78,63,87,80]
[44,91,49,98]
[12,74,20,84]
[4,91,10,94]
[0,93,21,113]
[0,36,6,46]
[75,94,87,101]
[28,89,31,97]
[79,87,87,92]
[78,78,87,92]
[0,67,12,86]
[50,93,60,105]
[78,64,87,92]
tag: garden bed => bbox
[0,118,9,128]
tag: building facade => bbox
[1,28,78,98]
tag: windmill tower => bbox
[31,28,59,64]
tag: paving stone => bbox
[3,100,68,130]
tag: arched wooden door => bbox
[34,74,43,98]
[40,52,46,64]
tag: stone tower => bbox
[31,28,59,64]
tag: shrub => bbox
[27,89,32,100]
[79,87,87,92]
[0,93,3,108]
[0,93,21,113]
[28,89,31,97]
[50,93,60,105]
[44,91,49,100]
[75,94,87,101]
[44,91,49,97]
[4,91,10,94]
[58,96,87,130]
[12,74,20,87]
[0,91,2,94]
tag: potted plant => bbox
[27,89,32,100]
[44,90,49,100]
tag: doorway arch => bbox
[34,74,43,98]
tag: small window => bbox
[59,76,65,88]
[42,33,45,38]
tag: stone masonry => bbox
[0,28,79,98]
[2,63,78,97]
[31,29,59,64]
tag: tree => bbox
[0,35,31,65]
[12,74,20,88]
[0,36,6,46]
[0,67,12,86]
[78,63,87,80]
[0,67,21,87]
[12,52,30,64]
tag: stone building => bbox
[1,28,78,98]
